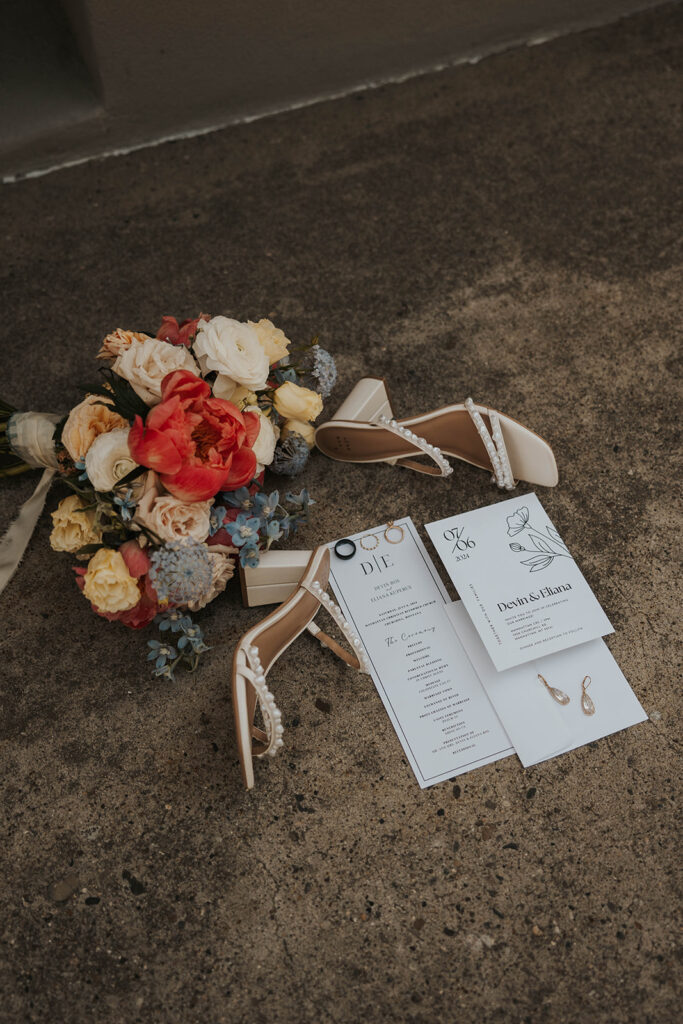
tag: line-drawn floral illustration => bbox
[506,506,573,572]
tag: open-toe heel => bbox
[232,546,369,789]
[314,377,558,487]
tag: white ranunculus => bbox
[134,490,213,543]
[85,428,138,492]
[244,405,279,469]
[194,316,269,393]
[112,337,198,406]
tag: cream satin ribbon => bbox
[0,412,62,596]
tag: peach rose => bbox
[98,329,152,359]
[61,395,129,462]
[134,488,213,543]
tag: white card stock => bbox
[328,519,513,788]
[426,494,614,671]
[446,601,647,766]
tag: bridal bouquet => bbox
[0,314,337,680]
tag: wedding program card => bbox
[446,602,647,766]
[426,494,614,672]
[327,519,513,788]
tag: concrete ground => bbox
[1,5,681,1022]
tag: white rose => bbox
[134,490,213,542]
[84,428,138,492]
[194,316,269,393]
[244,406,279,469]
[112,337,198,405]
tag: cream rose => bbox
[244,405,279,468]
[273,381,323,422]
[82,548,140,613]
[50,495,101,553]
[134,490,213,543]
[248,318,291,364]
[112,337,198,406]
[194,316,269,393]
[84,428,137,492]
[61,394,129,462]
[281,418,316,449]
[187,551,236,611]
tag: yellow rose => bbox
[273,381,323,422]
[82,548,140,613]
[61,394,129,462]
[248,319,291,364]
[50,495,101,554]
[281,418,315,449]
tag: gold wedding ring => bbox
[359,522,405,549]
[384,522,404,544]
[360,533,380,550]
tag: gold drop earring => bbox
[538,673,570,706]
[580,675,595,715]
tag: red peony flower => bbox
[156,314,209,348]
[128,369,260,501]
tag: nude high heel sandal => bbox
[232,546,369,789]
[314,377,558,488]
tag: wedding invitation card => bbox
[446,601,647,766]
[426,494,614,671]
[327,519,513,788]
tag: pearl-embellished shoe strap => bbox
[464,399,515,490]
[240,580,371,761]
[303,580,371,674]
[242,648,284,758]
[372,415,453,477]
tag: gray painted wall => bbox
[1,0,666,177]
